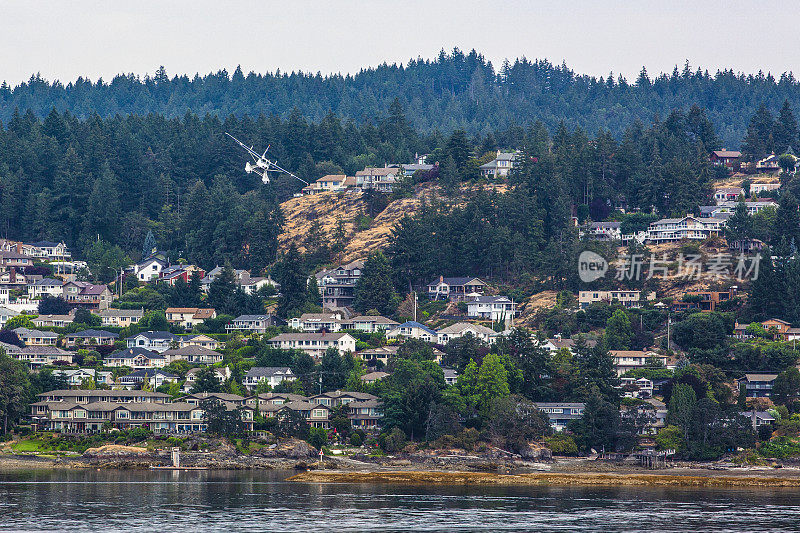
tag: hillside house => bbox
[288,311,344,332]
[133,257,168,282]
[436,322,497,344]
[105,347,167,369]
[165,307,216,329]
[267,332,357,358]
[316,260,364,309]
[63,329,119,348]
[750,182,781,195]
[341,315,399,333]
[98,308,143,328]
[581,221,623,241]
[709,150,741,167]
[13,327,58,346]
[126,331,179,353]
[386,321,437,342]
[243,367,296,390]
[9,346,74,368]
[24,241,71,261]
[467,295,516,321]
[739,373,779,398]
[354,167,398,192]
[427,276,487,301]
[27,278,64,299]
[533,402,586,432]
[0,251,33,269]
[302,174,348,194]
[118,369,179,390]
[479,151,519,179]
[610,350,668,377]
[62,281,112,311]
[226,314,281,334]
[32,313,74,328]
[647,216,725,242]
[579,290,654,309]
[0,306,19,327]
[672,291,731,312]
[161,345,223,365]
[714,187,745,203]
[159,265,205,286]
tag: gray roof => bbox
[106,347,165,360]
[246,367,294,378]
[13,327,58,338]
[67,329,119,339]
[132,331,178,341]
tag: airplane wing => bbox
[225,132,262,161]
[268,161,310,185]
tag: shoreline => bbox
[287,469,800,487]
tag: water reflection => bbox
[0,469,798,532]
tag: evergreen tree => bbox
[273,244,310,318]
[142,230,157,259]
[774,100,799,154]
[604,310,634,350]
[353,251,400,315]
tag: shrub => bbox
[383,427,407,453]
[349,432,363,447]
[307,427,328,450]
[546,434,579,456]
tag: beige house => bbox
[98,308,143,328]
[165,307,216,329]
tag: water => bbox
[1,469,799,532]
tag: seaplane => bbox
[225,132,309,186]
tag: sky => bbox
[2,0,799,86]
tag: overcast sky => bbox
[2,1,799,86]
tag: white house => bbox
[342,315,399,333]
[27,278,64,299]
[0,306,19,327]
[466,295,516,322]
[436,322,497,344]
[267,332,357,358]
[125,331,179,353]
[610,350,669,377]
[13,327,59,346]
[243,367,297,390]
[386,321,437,342]
[581,221,623,241]
[288,312,345,332]
[647,216,725,242]
[133,257,168,282]
[118,369,179,390]
[226,314,280,334]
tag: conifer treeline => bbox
[4,49,800,146]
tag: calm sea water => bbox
[0,468,799,532]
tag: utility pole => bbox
[413,291,417,322]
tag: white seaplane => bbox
[225,132,309,186]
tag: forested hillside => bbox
[3,49,800,147]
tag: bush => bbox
[349,432,363,447]
[546,434,579,456]
[126,427,152,444]
[307,427,328,449]
[383,427,407,453]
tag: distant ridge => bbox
[2,48,800,146]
